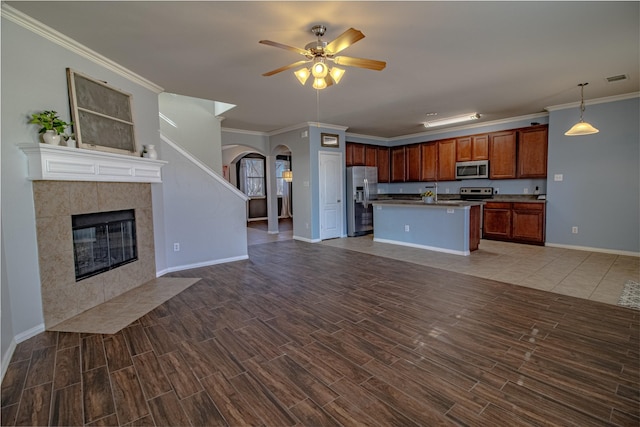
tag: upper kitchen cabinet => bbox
[347,143,366,166]
[405,144,421,182]
[365,145,378,167]
[489,130,517,179]
[420,142,437,181]
[377,146,390,183]
[456,135,488,162]
[437,139,457,181]
[517,125,548,178]
[390,146,406,182]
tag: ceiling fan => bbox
[259,25,386,89]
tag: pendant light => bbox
[565,83,599,136]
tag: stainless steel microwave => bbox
[455,160,489,180]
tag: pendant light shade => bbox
[282,170,293,183]
[565,83,599,136]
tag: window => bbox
[239,158,265,197]
[275,160,289,196]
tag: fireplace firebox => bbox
[72,209,137,281]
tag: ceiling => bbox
[6,1,639,138]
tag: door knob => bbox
[337,200,341,203]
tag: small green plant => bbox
[28,110,72,135]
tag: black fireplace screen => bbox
[72,209,137,281]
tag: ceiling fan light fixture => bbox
[311,61,328,79]
[424,113,481,128]
[312,77,327,90]
[294,68,311,85]
[565,83,599,136]
[329,66,345,84]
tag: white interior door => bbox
[319,151,343,240]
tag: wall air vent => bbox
[606,74,628,83]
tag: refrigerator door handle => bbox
[363,178,369,208]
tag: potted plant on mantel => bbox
[28,110,72,146]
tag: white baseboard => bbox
[545,243,640,257]
[374,237,470,256]
[293,235,321,243]
[1,338,17,383]
[160,254,249,275]
[2,322,45,383]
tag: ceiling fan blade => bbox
[262,60,309,77]
[334,56,387,71]
[259,40,309,56]
[325,28,365,55]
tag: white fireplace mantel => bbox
[18,143,167,183]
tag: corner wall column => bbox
[266,155,279,234]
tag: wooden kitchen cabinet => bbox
[517,125,548,178]
[405,144,421,182]
[420,142,437,181]
[483,201,545,245]
[351,143,366,166]
[437,139,457,181]
[377,147,390,183]
[489,130,517,179]
[512,203,545,243]
[390,146,406,182]
[456,134,488,161]
[365,145,378,167]
[483,202,512,240]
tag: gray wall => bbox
[1,17,163,347]
[158,137,248,271]
[159,93,223,175]
[547,96,639,253]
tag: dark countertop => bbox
[376,194,546,203]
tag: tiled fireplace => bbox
[19,143,167,328]
[33,180,157,327]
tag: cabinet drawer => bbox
[484,202,511,209]
[513,203,544,211]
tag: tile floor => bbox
[320,235,640,306]
[47,278,201,334]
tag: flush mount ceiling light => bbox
[565,83,599,136]
[260,25,386,90]
[424,113,481,128]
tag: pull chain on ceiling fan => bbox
[259,25,386,90]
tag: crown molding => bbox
[545,92,639,112]
[1,4,164,94]
[222,127,269,137]
[389,112,550,142]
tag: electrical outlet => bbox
[305,223,309,229]
[554,174,563,181]
[404,224,410,232]
[524,188,529,194]
[572,226,578,234]
[447,208,455,214]
[173,243,180,252]
[399,188,404,193]
[445,188,450,194]
[495,188,499,194]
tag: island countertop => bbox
[371,199,484,208]
[372,201,482,255]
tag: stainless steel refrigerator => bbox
[346,166,378,237]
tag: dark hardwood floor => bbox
[2,240,638,426]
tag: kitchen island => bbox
[371,200,482,255]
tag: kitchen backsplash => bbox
[378,178,547,195]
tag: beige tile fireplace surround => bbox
[33,181,157,328]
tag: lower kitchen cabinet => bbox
[483,201,545,245]
[483,202,511,240]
